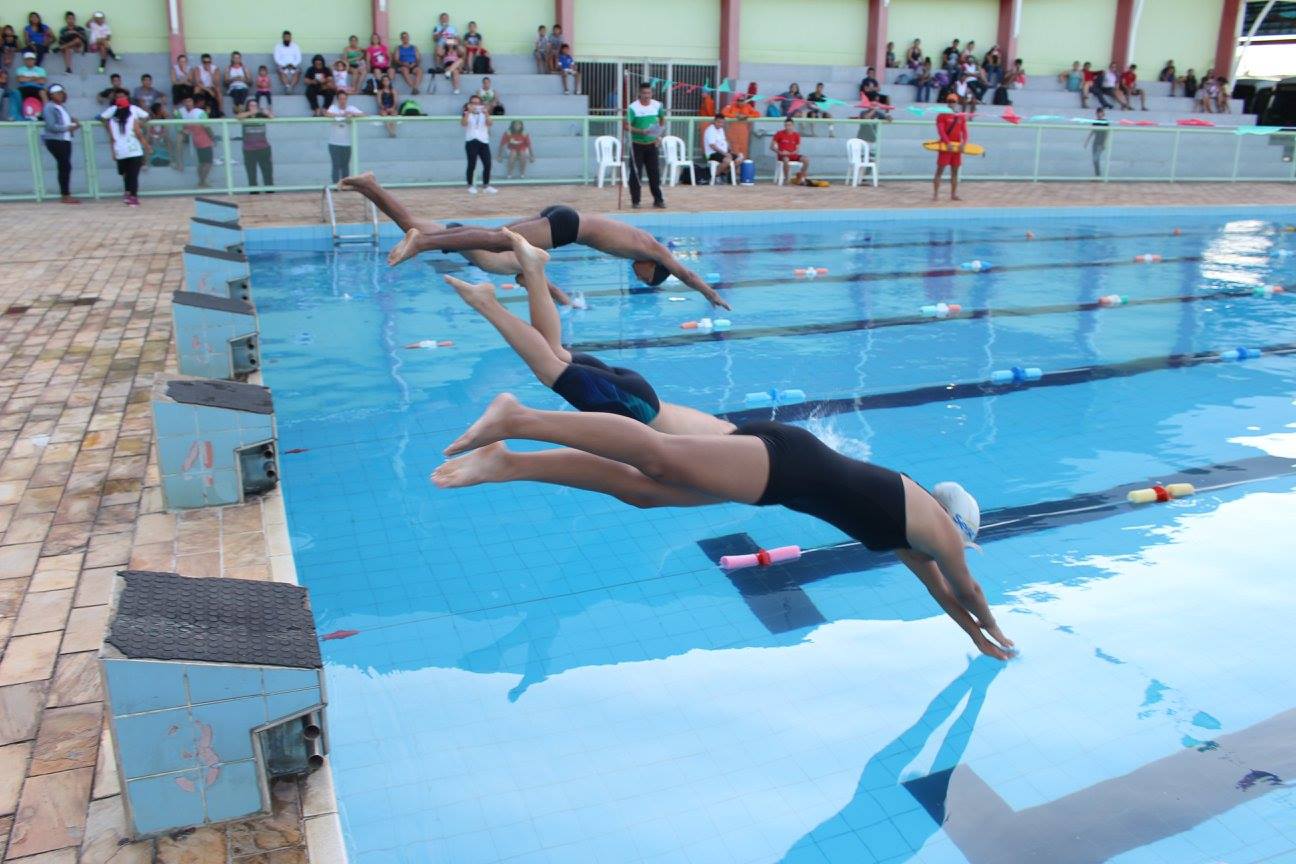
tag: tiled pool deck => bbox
[0,180,1293,864]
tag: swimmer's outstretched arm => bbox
[895,548,1013,661]
[338,172,444,234]
[664,257,731,310]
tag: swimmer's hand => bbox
[974,619,1015,661]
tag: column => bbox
[720,0,741,94]
[1110,0,1135,67]
[555,0,574,45]
[996,0,1021,62]
[166,0,185,58]
[1214,0,1242,76]
[372,0,389,43]
[865,0,888,70]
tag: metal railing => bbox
[2,114,1293,202]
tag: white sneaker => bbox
[453,89,460,95]
[467,185,478,195]
[484,185,497,194]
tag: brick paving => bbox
[0,180,1291,863]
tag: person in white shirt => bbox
[102,94,150,205]
[87,11,118,73]
[702,115,743,183]
[274,31,302,94]
[325,90,363,183]
[462,93,495,194]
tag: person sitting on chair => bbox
[702,114,743,183]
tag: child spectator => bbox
[532,25,547,74]
[1213,77,1231,112]
[325,91,363,183]
[255,65,272,105]
[146,101,173,168]
[171,54,194,106]
[771,117,807,184]
[2,25,21,69]
[97,73,124,105]
[87,11,118,72]
[477,76,500,113]
[191,53,223,116]
[227,51,251,109]
[432,13,456,69]
[332,59,352,95]
[394,32,423,94]
[16,53,48,105]
[1159,60,1177,94]
[367,33,391,78]
[342,35,367,79]
[557,44,579,95]
[442,39,464,95]
[806,82,832,119]
[498,119,534,179]
[1080,61,1097,107]
[546,24,564,72]
[1059,61,1082,92]
[375,73,397,136]
[236,100,274,188]
[1182,68,1199,100]
[463,21,488,73]
[1120,64,1147,110]
[23,13,53,67]
[133,73,164,111]
[57,12,86,74]
[1006,59,1026,89]
[178,95,213,186]
[913,59,934,102]
[885,41,896,68]
[274,31,302,94]
[304,55,334,115]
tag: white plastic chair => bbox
[708,156,738,186]
[594,135,625,188]
[773,159,804,185]
[661,135,694,187]
[846,138,878,187]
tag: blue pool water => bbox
[249,207,1296,864]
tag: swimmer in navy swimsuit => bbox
[434,393,1016,661]
[446,228,734,435]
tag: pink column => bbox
[555,0,574,46]
[865,0,888,70]
[1110,0,1135,67]
[720,0,740,96]
[372,0,389,43]
[166,0,185,58]
[1214,0,1241,76]
[996,0,1020,62]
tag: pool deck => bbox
[0,180,1292,864]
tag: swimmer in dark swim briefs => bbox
[336,172,728,308]
[447,227,734,435]
[433,394,1016,661]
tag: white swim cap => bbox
[933,482,981,548]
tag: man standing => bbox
[1084,107,1109,178]
[274,31,301,94]
[624,82,665,209]
[932,92,967,201]
[703,114,743,183]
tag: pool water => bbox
[250,208,1296,864]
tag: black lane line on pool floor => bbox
[698,453,1296,635]
[716,340,1296,426]
[569,288,1260,353]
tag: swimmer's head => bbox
[933,481,981,549]
[633,260,671,287]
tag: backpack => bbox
[472,55,492,75]
[764,103,782,118]
[398,99,423,116]
[992,86,1011,106]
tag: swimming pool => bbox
[249,206,1296,864]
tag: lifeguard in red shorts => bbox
[933,93,968,202]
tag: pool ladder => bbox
[321,186,380,247]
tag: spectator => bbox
[913,59,934,102]
[982,46,1002,87]
[180,94,214,183]
[274,31,302,93]
[16,52,48,106]
[87,11,117,73]
[463,21,488,73]
[1006,59,1026,89]
[342,34,367,79]
[461,93,494,193]
[960,55,987,100]
[254,65,272,106]
[1086,63,1112,109]
[531,25,547,74]
[1120,64,1147,110]
[965,40,977,59]
[0,67,18,122]
[171,54,194,106]
[1213,76,1231,112]
[57,12,87,74]
[41,83,79,203]
[441,38,464,95]
[304,54,334,115]
[394,32,422,94]
[497,119,534,179]
[624,81,664,208]
[941,39,961,73]
[557,44,579,95]
[546,24,564,72]
[1059,61,1082,92]
[1159,60,1177,94]
[806,82,832,120]
[227,51,251,109]
[1182,68,1199,100]
[97,73,124,105]
[703,114,744,181]
[23,13,53,67]
[236,99,274,189]
[722,93,759,119]
[771,116,807,184]
[332,59,352,95]
[133,73,164,111]
[885,41,896,68]
[325,90,362,183]
[367,33,391,80]
[1083,107,1108,177]
[779,82,808,118]
[375,73,397,136]
[953,72,977,112]
[477,76,500,113]
[906,39,923,70]
[103,93,149,204]
[1080,61,1097,106]
[2,25,20,68]
[191,53,223,116]
[146,101,173,168]
[432,13,456,68]
[858,67,889,105]
[721,93,758,159]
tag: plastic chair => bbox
[708,156,738,186]
[661,135,694,187]
[594,135,625,188]
[773,159,804,185]
[846,138,878,187]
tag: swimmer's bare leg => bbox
[432,442,722,508]
[459,248,523,275]
[504,227,568,358]
[445,275,568,385]
[338,172,442,233]
[388,218,555,266]
[650,402,736,436]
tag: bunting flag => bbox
[1177,118,1215,127]
[1118,118,1159,126]
[1000,107,1022,124]
[1026,114,1065,123]
[1069,116,1100,124]
[1234,125,1281,135]
[855,96,896,112]
[715,79,732,93]
[906,105,927,117]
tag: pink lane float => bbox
[405,340,454,349]
[720,545,802,571]
[795,267,829,278]
[1099,294,1127,307]
[1133,254,1162,263]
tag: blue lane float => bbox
[706,272,721,282]
[744,388,807,408]
[960,260,992,272]
[990,366,1043,385]
[1219,347,1262,361]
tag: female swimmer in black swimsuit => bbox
[447,227,733,435]
[433,394,1016,661]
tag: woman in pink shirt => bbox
[366,34,390,77]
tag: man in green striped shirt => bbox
[623,82,665,209]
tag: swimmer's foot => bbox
[388,228,424,266]
[431,441,512,488]
[951,195,962,202]
[338,171,377,196]
[503,226,549,268]
[445,274,497,309]
[445,393,520,456]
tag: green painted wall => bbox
[576,0,718,59]
[887,0,998,67]
[183,0,370,57]
[1018,0,1117,72]
[389,0,551,57]
[741,0,865,66]
[1131,0,1218,78]
[1,0,171,53]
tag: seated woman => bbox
[1159,60,1177,95]
[433,394,1015,662]
[498,120,534,178]
[446,228,733,436]
[905,39,923,70]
